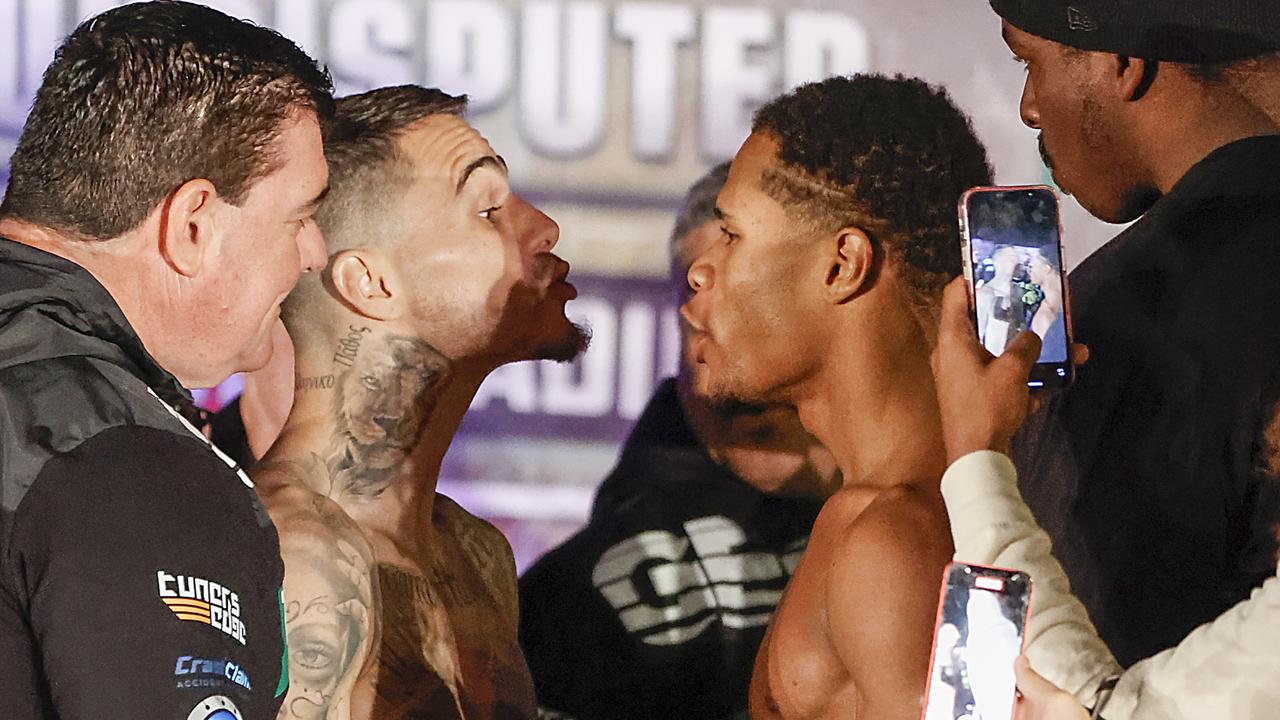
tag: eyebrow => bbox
[714,206,730,222]
[456,155,509,195]
[295,184,330,215]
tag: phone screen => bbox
[962,187,1071,388]
[921,562,1031,720]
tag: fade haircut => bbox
[752,74,994,307]
[0,1,333,240]
[313,85,468,253]
[284,85,467,346]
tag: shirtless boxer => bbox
[253,86,587,719]
[681,75,993,719]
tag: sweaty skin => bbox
[257,107,578,720]
[257,333,532,720]
[747,484,953,720]
[684,132,955,720]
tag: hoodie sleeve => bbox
[1,426,287,720]
[940,451,1121,706]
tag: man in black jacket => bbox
[0,3,332,718]
[992,0,1280,666]
[519,164,837,720]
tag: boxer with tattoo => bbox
[254,86,586,720]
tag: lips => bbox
[547,256,577,300]
[675,299,706,333]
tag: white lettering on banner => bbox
[275,0,323,57]
[616,302,657,419]
[471,293,679,421]
[701,7,775,159]
[591,516,807,646]
[329,0,416,94]
[784,10,872,92]
[0,1,872,165]
[541,297,617,416]
[426,0,513,112]
[521,1,609,157]
[614,2,696,160]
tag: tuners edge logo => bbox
[158,570,247,645]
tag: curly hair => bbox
[752,74,993,306]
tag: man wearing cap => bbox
[991,0,1280,666]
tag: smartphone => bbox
[921,562,1032,720]
[959,185,1073,388]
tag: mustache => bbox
[530,253,569,286]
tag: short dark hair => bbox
[0,0,333,239]
[752,74,994,305]
[286,85,467,346]
[314,85,467,249]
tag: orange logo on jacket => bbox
[157,571,247,645]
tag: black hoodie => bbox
[519,379,822,720]
[0,239,287,719]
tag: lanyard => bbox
[147,387,255,489]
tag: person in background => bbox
[993,0,1280,666]
[0,2,332,717]
[1025,250,1063,350]
[519,162,838,720]
[933,276,1280,719]
[974,245,1027,356]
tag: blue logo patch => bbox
[175,656,252,695]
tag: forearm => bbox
[1106,567,1280,720]
[940,451,1120,704]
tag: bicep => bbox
[827,513,952,719]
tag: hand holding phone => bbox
[922,563,1032,720]
[933,278,1042,464]
[959,186,1073,389]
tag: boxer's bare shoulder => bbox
[255,465,379,720]
[752,482,952,719]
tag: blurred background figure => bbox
[964,591,1020,720]
[1024,250,1064,351]
[974,245,1027,355]
[519,162,838,720]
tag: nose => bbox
[297,219,329,273]
[513,194,559,253]
[1019,75,1040,130]
[687,253,713,294]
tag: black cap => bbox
[990,0,1280,63]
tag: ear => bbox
[822,226,876,304]
[159,178,219,278]
[1106,54,1153,102]
[326,249,401,321]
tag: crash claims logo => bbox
[158,571,247,645]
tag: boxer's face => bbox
[681,133,827,406]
